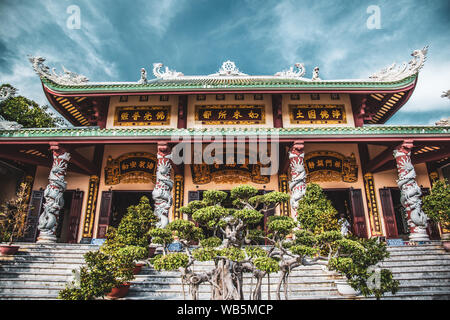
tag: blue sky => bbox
[0,0,449,125]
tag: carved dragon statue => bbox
[369,46,428,81]
[274,63,306,79]
[37,150,71,242]
[28,56,89,85]
[152,147,173,228]
[393,145,429,240]
[152,63,184,80]
[288,143,307,216]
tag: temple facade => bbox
[0,47,449,244]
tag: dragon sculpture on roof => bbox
[369,46,428,81]
[28,56,89,85]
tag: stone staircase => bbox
[0,242,449,300]
[0,243,99,300]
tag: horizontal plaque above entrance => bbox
[195,105,265,125]
[105,152,157,185]
[289,104,346,124]
[114,106,171,126]
[304,151,358,183]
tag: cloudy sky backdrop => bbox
[0,0,449,125]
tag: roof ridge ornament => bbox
[28,56,89,85]
[369,46,428,81]
[274,63,306,79]
[311,66,321,81]
[138,68,148,84]
[0,86,16,102]
[152,63,184,80]
[216,60,247,76]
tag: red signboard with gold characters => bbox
[114,106,171,126]
[289,104,346,124]
[195,105,265,125]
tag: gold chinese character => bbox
[156,111,166,120]
[308,161,315,169]
[121,112,129,120]
[325,159,332,167]
[332,109,341,119]
[203,110,212,119]
[334,161,341,168]
[130,161,137,168]
[121,163,129,170]
[132,112,140,121]
[218,110,227,119]
[233,110,242,119]
[296,110,304,119]
[146,162,154,169]
[139,161,146,168]
[248,111,259,119]
[317,160,324,167]
[320,110,329,119]
[308,110,316,119]
[144,112,152,121]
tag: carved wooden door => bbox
[379,188,398,238]
[96,191,113,238]
[349,189,368,238]
[22,190,44,242]
[66,191,83,243]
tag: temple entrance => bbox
[188,189,274,244]
[96,190,154,238]
[110,191,153,228]
[323,188,368,238]
[56,190,84,243]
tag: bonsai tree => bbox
[423,179,450,227]
[149,184,398,300]
[59,196,158,300]
[0,183,30,246]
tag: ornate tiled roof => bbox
[30,47,428,94]
[0,125,448,140]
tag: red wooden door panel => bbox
[96,191,113,239]
[349,189,368,238]
[66,191,83,243]
[379,188,398,238]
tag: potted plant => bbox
[423,180,450,250]
[59,196,158,300]
[0,183,30,255]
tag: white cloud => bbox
[140,0,187,36]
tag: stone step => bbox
[0,294,59,300]
[371,290,450,300]
[390,270,450,278]
[0,279,69,287]
[13,250,95,256]
[0,287,63,295]
[0,265,81,274]
[387,249,448,256]
[0,273,75,281]
[385,254,450,261]
[379,259,450,268]
[0,256,86,263]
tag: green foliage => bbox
[219,247,246,262]
[59,197,157,300]
[0,183,30,244]
[202,190,228,206]
[179,200,206,216]
[250,191,290,207]
[167,219,204,242]
[267,216,297,239]
[200,236,223,248]
[290,245,319,257]
[296,183,340,234]
[328,238,399,299]
[230,185,259,202]
[253,256,280,273]
[245,246,268,258]
[149,228,174,246]
[192,247,220,261]
[292,230,316,247]
[153,252,189,271]
[233,208,263,225]
[192,206,228,229]
[423,179,450,225]
[0,84,64,128]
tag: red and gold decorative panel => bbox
[195,105,265,125]
[289,104,346,124]
[114,106,171,126]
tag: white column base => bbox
[36,233,57,243]
[409,227,430,242]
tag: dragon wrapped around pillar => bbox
[288,142,306,217]
[37,150,71,242]
[393,143,429,241]
[152,145,173,228]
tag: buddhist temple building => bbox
[0,47,449,244]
